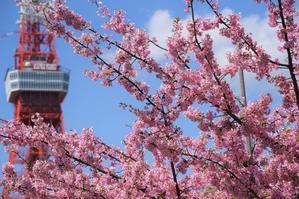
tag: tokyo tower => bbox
[3,0,69,197]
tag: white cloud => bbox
[241,15,283,61]
[147,10,191,60]
[222,8,234,16]
[147,10,172,60]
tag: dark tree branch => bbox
[277,0,299,109]
[170,161,181,199]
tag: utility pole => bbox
[239,69,253,153]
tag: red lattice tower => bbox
[3,0,69,197]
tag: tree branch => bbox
[277,0,299,109]
[170,161,181,199]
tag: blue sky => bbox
[0,0,285,167]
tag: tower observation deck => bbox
[3,0,69,197]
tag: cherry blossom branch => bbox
[0,126,160,198]
[64,150,121,180]
[277,0,299,108]
[63,31,162,112]
[203,0,299,109]
[204,0,289,67]
[190,0,242,124]
[48,175,108,199]
[147,140,258,197]
[50,31,196,199]
[182,152,261,199]
[148,39,168,51]
[88,28,154,66]
[47,1,241,132]
[148,39,190,69]
[63,149,159,198]
[90,1,191,70]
